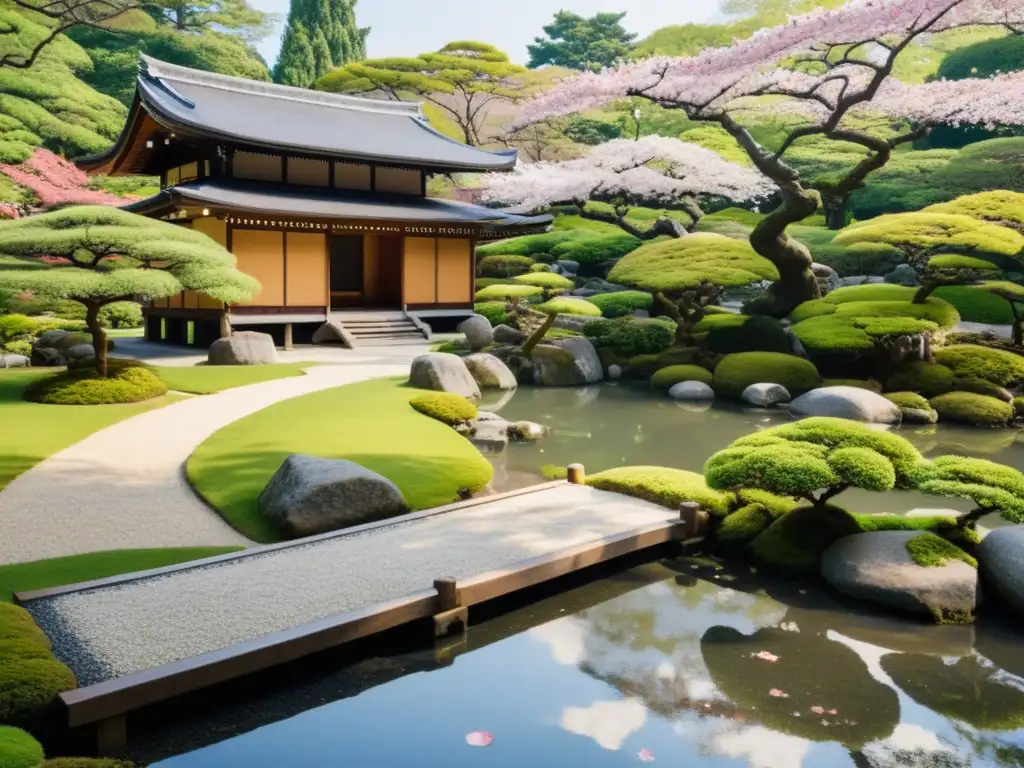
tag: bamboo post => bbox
[567,463,586,485]
[284,323,294,351]
[432,577,467,638]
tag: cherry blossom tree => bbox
[514,0,1024,315]
[479,136,776,239]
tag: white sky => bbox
[249,0,725,67]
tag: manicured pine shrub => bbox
[582,317,675,356]
[0,726,44,768]
[585,290,654,318]
[24,359,167,405]
[476,254,534,278]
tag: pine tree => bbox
[273,0,368,87]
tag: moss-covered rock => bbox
[934,344,1024,387]
[0,726,44,768]
[886,361,956,397]
[409,392,478,426]
[952,376,1013,402]
[511,272,574,290]
[906,532,978,568]
[650,364,714,389]
[585,290,654,318]
[930,391,1014,427]
[40,760,136,768]
[788,299,838,323]
[884,391,939,423]
[585,466,731,517]
[533,297,602,317]
[712,352,821,401]
[715,504,771,553]
[0,604,77,728]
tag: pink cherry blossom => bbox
[638,747,655,762]
[769,689,789,698]
[479,136,775,211]
[811,706,825,714]
[754,651,779,663]
[827,709,838,715]
[465,731,493,747]
[0,149,126,208]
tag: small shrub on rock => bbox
[511,272,574,290]
[886,361,955,397]
[24,360,167,405]
[934,344,1024,387]
[712,352,821,400]
[651,364,713,389]
[586,466,731,517]
[0,604,77,728]
[409,393,478,426]
[930,392,1014,427]
[583,317,675,356]
[0,726,44,768]
[585,291,654,318]
[905,532,978,568]
[473,302,509,327]
[477,254,534,277]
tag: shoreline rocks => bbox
[790,386,902,424]
[409,352,481,399]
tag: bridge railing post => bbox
[679,502,709,540]
[432,577,467,638]
[567,463,585,485]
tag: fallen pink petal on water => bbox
[810,706,825,715]
[754,651,779,663]
[827,709,838,715]
[769,689,789,698]
[465,732,494,747]
[638,748,655,762]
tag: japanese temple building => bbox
[77,55,550,347]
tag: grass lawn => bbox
[107,327,145,339]
[0,547,244,602]
[152,363,319,394]
[0,370,183,490]
[187,377,494,542]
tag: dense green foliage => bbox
[551,230,645,265]
[473,284,544,302]
[0,726,44,768]
[274,0,366,87]
[650,364,714,389]
[0,603,76,728]
[585,290,653,318]
[409,392,478,426]
[25,361,168,405]
[917,455,1024,523]
[582,316,675,355]
[930,392,1015,427]
[712,352,821,400]
[527,10,635,71]
[476,231,587,258]
[702,314,791,354]
[477,255,534,277]
[511,272,574,290]
[473,302,509,327]
[585,466,731,517]
[905,532,977,568]
[934,345,1024,386]
[533,297,601,317]
[887,362,957,397]
[608,234,778,293]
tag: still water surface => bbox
[147,558,1024,767]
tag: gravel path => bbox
[0,349,425,565]
[27,484,674,686]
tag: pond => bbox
[487,383,1024,519]
[133,557,1024,767]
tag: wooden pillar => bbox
[679,502,708,539]
[432,577,467,638]
[567,463,586,485]
[284,323,294,350]
[96,714,126,755]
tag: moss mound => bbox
[474,283,544,303]
[934,344,1024,386]
[712,352,821,400]
[884,392,932,410]
[511,272,574,290]
[24,360,166,405]
[934,285,1014,325]
[533,297,602,317]
[409,393,477,426]
[906,532,977,568]
[473,302,509,327]
[585,291,653,318]
[832,299,957,329]
[585,466,731,517]
[715,504,771,552]
[886,361,955,397]
[583,317,675,356]
[0,604,77,728]
[702,314,791,355]
[476,254,534,277]
[930,391,1014,427]
[952,377,1013,402]
[0,727,44,768]
[476,231,585,258]
[788,299,838,323]
[650,365,713,390]
[550,231,644,265]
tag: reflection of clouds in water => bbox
[827,630,899,688]
[887,723,951,753]
[529,617,587,666]
[683,720,810,768]
[560,698,647,750]
[862,724,961,767]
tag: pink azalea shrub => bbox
[0,203,19,220]
[0,149,125,208]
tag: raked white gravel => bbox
[28,484,675,685]
[0,355,422,565]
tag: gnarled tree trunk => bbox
[822,192,852,230]
[577,204,689,239]
[84,301,109,377]
[748,185,822,315]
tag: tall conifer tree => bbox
[273,0,367,87]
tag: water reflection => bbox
[149,558,1024,768]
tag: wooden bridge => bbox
[17,472,707,755]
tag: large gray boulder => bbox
[548,337,602,384]
[790,386,902,424]
[459,315,493,351]
[492,324,526,345]
[312,320,355,348]
[258,454,410,537]
[668,381,715,401]
[531,345,581,387]
[34,329,72,349]
[978,526,1024,615]
[464,353,517,390]
[409,352,481,399]
[555,259,580,275]
[30,347,65,367]
[886,263,921,286]
[208,331,278,365]
[822,531,980,621]
[741,383,791,408]
[469,418,509,453]
[66,343,96,362]
[812,262,840,294]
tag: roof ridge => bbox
[139,54,426,120]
